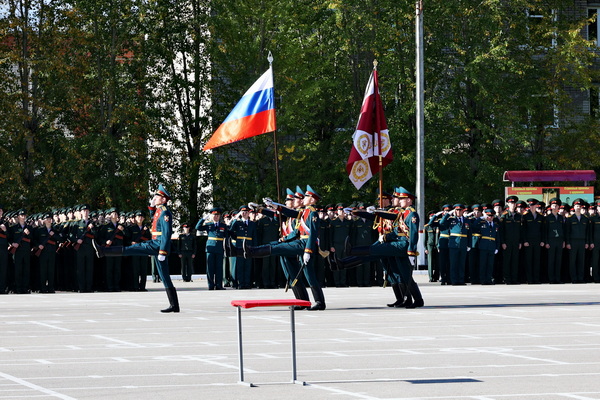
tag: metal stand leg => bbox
[290,306,306,385]
[237,306,254,387]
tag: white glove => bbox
[409,257,416,267]
[366,206,376,213]
[302,253,311,265]
[467,247,471,252]
[378,234,385,243]
[494,249,498,254]
[248,202,259,210]
[158,255,166,262]
[436,211,444,216]
[262,197,274,208]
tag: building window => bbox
[590,86,600,117]
[588,8,600,46]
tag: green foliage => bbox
[0,0,599,219]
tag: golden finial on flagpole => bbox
[373,59,378,70]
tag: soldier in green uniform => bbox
[177,223,197,282]
[8,209,33,294]
[591,200,600,283]
[565,198,590,283]
[195,208,228,290]
[72,205,97,293]
[236,185,326,310]
[522,199,545,284]
[0,205,7,294]
[544,198,565,284]
[127,210,151,291]
[439,204,471,285]
[500,196,522,284]
[229,205,257,289]
[472,208,500,285]
[468,204,482,284]
[100,208,125,291]
[33,213,58,293]
[424,211,439,282]
[256,206,280,288]
[329,204,351,287]
[350,204,376,287]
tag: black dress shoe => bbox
[406,298,424,309]
[308,302,326,311]
[387,301,402,307]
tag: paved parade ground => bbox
[1,274,600,400]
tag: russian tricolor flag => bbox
[203,67,276,151]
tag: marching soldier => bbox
[237,185,327,310]
[195,208,228,290]
[93,184,180,313]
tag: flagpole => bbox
[268,51,282,204]
[415,0,426,267]
[374,60,384,210]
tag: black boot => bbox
[308,286,326,310]
[330,256,365,271]
[291,285,310,310]
[405,279,424,309]
[161,287,180,313]
[345,237,370,256]
[243,240,272,258]
[387,283,404,307]
[92,240,123,258]
[396,283,412,308]
[223,238,244,257]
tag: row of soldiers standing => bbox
[0,204,158,295]
[424,196,600,286]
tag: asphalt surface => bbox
[1,274,600,400]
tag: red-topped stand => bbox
[231,299,312,387]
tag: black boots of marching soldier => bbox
[92,239,123,258]
[161,287,180,313]
[223,238,271,258]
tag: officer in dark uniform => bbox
[0,205,8,294]
[468,204,482,284]
[177,223,197,282]
[565,198,590,283]
[94,184,180,313]
[329,203,351,287]
[500,196,522,284]
[522,199,544,284]
[473,208,500,284]
[72,204,97,292]
[351,203,376,287]
[255,205,280,288]
[33,213,58,293]
[545,198,565,284]
[127,210,151,291]
[195,208,228,290]
[439,204,471,285]
[424,211,439,282]
[8,209,32,294]
[100,207,125,291]
[229,205,257,289]
[591,200,600,282]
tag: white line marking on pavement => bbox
[30,321,71,332]
[35,359,53,364]
[92,335,145,348]
[0,371,77,400]
[307,382,382,399]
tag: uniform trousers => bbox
[123,241,174,289]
